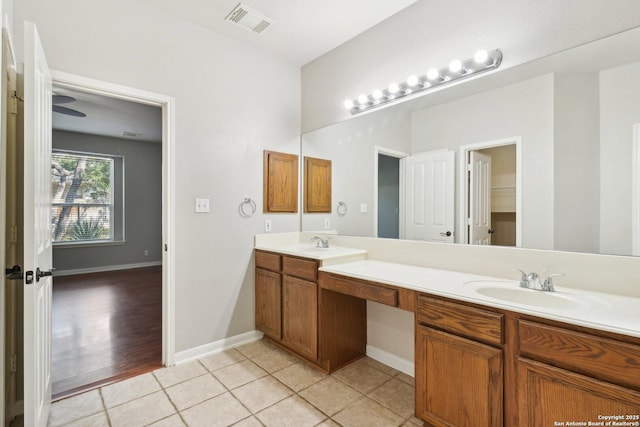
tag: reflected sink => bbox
[464,281,596,310]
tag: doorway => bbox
[49,84,164,399]
[460,137,522,247]
[374,147,408,238]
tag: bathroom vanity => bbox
[254,235,640,427]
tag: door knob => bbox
[36,267,55,282]
[5,265,23,280]
[488,229,495,234]
[439,231,452,237]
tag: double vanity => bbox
[254,233,640,427]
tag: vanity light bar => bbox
[344,49,503,115]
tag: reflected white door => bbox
[468,151,492,245]
[403,150,455,242]
[23,21,53,427]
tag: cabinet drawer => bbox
[417,295,503,346]
[519,320,640,390]
[319,273,398,307]
[283,256,318,281]
[255,251,281,272]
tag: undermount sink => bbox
[464,281,598,310]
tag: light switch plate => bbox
[195,198,210,213]
[360,203,368,213]
[324,218,330,229]
[265,219,272,232]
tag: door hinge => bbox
[10,225,18,243]
[10,354,17,373]
[164,243,168,252]
[467,163,472,172]
[9,96,18,115]
[467,218,472,226]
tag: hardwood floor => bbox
[52,266,162,400]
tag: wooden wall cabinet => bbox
[304,156,331,213]
[263,150,298,213]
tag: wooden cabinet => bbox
[415,295,503,427]
[254,250,365,372]
[263,150,298,213]
[304,156,332,213]
[415,292,640,427]
[282,275,318,360]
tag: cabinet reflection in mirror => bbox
[301,26,640,256]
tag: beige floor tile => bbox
[256,395,326,427]
[316,420,341,427]
[64,412,109,427]
[107,390,175,427]
[153,360,208,388]
[251,348,299,373]
[101,372,161,408]
[363,358,401,377]
[235,338,278,359]
[231,416,263,427]
[395,372,415,386]
[299,377,362,416]
[332,397,405,427]
[232,376,293,413]
[272,362,327,392]
[368,378,415,418]
[48,390,103,427]
[165,373,226,410]
[213,359,267,389]
[404,416,424,426]
[333,360,392,394]
[180,392,250,427]
[147,414,187,426]
[199,349,246,372]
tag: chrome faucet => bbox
[513,269,563,292]
[310,236,330,248]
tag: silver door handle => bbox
[439,231,452,237]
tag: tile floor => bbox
[46,338,424,427]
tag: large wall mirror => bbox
[301,26,640,257]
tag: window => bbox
[51,151,120,244]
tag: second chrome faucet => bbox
[514,269,564,292]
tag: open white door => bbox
[23,21,53,427]
[468,151,492,245]
[403,150,455,242]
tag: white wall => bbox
[411,74,555,250]
[599,62,640,255]
[301,0,640,132]
[14,0,301,353]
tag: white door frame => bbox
[633,124,640,256]
[51,70,176,366]
[373,146,409,238]
[459,136,522,247]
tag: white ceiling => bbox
[52,0,418,143]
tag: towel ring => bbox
[337,201,347,216]
[239,198,257,218]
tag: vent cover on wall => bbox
[225,3,273,34]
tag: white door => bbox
[23,21,53,427]
[403,150,455,242]
[468,151,492,245]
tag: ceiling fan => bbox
[52,94,86,118]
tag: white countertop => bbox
[255,242,367,265]
[319,260,640,339]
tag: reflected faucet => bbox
[513,269,563,292]
[310,236,330,248]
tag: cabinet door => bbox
[255,268,282,340]
[282,275,318,361]
[416,325,502,427]
[518,358,640,426]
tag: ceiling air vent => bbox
[225,3,273,34]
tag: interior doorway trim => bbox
[459,136,522,247]
[633,124,640,256]
[50,70,176,366]
[373,146,409,238]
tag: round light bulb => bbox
[358,94,369,105]
[372,89,383,100]
[426,68,440,81]
[344,99,354,109]
[474,49,489,64]
[407,75,419,87]
[388,83,400,94]
[449,59,463,73]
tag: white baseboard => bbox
[54,261,162,277]
[174,330,264,364]
[366,344,414,377]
